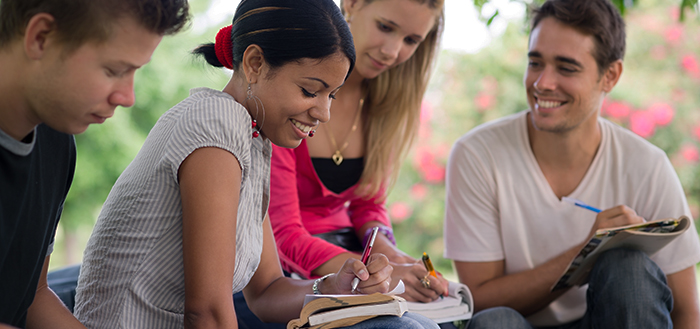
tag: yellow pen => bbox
[422,252,438,278]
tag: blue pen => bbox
[562,197,602,213]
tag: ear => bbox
[23,13,58,60]
[241,44,266,84]
[601,60,623,93]
[342,0,362,17]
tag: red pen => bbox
[351,227,378,292]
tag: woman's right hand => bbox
[322,254,393,295]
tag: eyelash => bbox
[377,22,392,32]
[302,88,337,100]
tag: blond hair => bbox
[344,0,444,199]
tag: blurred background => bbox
[50,0,700,285]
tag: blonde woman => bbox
[268,0,447,302]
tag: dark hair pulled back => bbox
[194,0,355,78]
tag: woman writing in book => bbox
[74,1,437,328]
[268,0,449,302]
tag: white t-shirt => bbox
[443,111,700,326]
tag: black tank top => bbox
[311,157,364,194]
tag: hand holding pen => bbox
[421,252,449,298]
[562,197,645,232]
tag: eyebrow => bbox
[528,51,583,68]
[304,77,329,89]
[379,17,426,42]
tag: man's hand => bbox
[590,205,645,235]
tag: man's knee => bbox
[591,248,665,284]
[467,307,531,329]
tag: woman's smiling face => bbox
[253,51,350,148]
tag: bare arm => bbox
[25,256,86,329]
[667,266,700,328]
[180,147,242,329]
[244,215,393,323]
[455,205,645,315]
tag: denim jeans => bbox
[234,291,440,329]
[467,248,673,329]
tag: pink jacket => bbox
[269,140,390,278]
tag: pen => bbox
[352,227,378,292]
[562,197,602,213]
[421,252,438,278]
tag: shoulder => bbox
[168,88,252,147]
[452,111,526,157]
[600,118,667,161]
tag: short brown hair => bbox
[531,0,625,75]
[0,0,190,50]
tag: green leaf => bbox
[487,9,499,26]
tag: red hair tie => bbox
[215,25,234,70]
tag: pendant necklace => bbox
[327,97,364,166]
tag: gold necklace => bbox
[327,97,363,166]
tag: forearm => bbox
[246,276,315,323]
[26,285,86,329]
[312,252,360,277]
[668,266,700,329]
[470,244,581,315]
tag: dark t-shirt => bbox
[0,124,76,327]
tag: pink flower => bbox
[604,101,631,119]
[389,202,413,223]
[475,92,494,112]
[681,55,700,79]
[693,125,700,140]
[410,184,428,200]
[629,111,656,138]
[413,146,435,169]
[421,163,446,184]
[680,144,699,163]
[664,25,683,45]
[648,103,674,126]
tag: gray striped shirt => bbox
[75,88,271,328]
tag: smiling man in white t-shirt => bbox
[443,0,700,328]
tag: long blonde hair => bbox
[343,0,445,199]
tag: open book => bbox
[551,216,690,291]
[405,280,473,323]
[287,293,407,329]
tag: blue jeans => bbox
[467,248,673,329]
[234,291,439,329]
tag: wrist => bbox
[313,273,334,295]
[362,225,395,246]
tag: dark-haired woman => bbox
[73,0,438,328]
